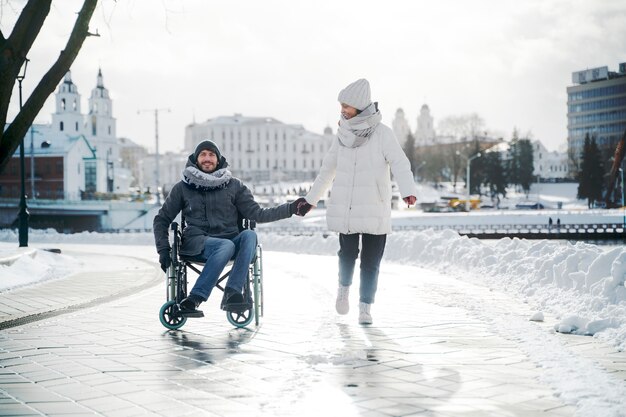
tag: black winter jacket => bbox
[153,171,292,257]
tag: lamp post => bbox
[138,108,170,205]
[619,167,625,231]
[465,152,481,212]
[17,59,29,247]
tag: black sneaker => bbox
[221,287,247,312]
[179,295,204,318]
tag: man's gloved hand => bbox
[290,197,313,216]
[158,248,171,272]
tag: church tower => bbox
[87,68,116,142]
[392,108,411,147]
[415,104,436,145]
[52,71,83,135]
[87,69,118,192]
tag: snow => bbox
[0,246,81,291]
[1,222,624,350]
[0,181,625,414]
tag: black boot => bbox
[179,294,204,318]
[220,287,246,312]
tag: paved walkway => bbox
[1,246,625,416]
[0,248,160,328]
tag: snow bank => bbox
[1,227,625,350]
[0,248,81,291]
[257,229,626,351]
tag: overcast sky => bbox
[3,0,626,153]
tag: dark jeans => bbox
[338,233,387,304]
[190,230,257,301]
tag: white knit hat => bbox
[338,78,371,111]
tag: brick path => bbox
[1,245,625,416]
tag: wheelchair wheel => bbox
[226,308,254,328]
[159,301,187,330]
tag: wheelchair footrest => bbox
[180,310,205,318]
[221,302,252,313]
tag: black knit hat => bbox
[194,140,221,163]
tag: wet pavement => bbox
[1,245,625,416]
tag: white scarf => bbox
[337,102,382,148]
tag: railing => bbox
[255,223,625,240]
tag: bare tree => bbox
[437,113,485,141]
[0,0,98,173]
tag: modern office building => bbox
[567,62,626,174]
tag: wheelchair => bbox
[158,218,264,330]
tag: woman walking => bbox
[303,78,417,325]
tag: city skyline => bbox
[3,0,626,154]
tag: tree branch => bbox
[0,0,98,173]
[0,0,51,134]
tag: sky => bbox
[3,0,626,153]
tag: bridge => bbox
[0,199,157,232]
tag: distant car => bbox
[515,202,545,210]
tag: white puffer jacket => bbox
[306,123,417,235]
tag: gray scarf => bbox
[337,102,382,148]
[183,165,233,191]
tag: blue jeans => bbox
[338,233,387,304]
[190,230,257,301]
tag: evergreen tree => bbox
[506,130,534,196]
[518,139,534,196]
[577,134,605,207]
[468,140,484,195]
[506,129,521,190]
[577,134,591,201]
[483,151,507,206]
[403,133,417,178]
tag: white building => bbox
[119,137,148,188]
[7,124,97,201]
[392,108,412,148]
[50,70,128,194]
[184,114,333,182]
[5,70,133,200]
[533,141,569,181]
[415,104,436,145]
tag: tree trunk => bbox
[0,0,98,174]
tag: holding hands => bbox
[290,197,313,217]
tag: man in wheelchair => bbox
[153,140,311,317]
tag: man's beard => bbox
[199,163,215,173]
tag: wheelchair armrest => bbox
[243,219,256,230]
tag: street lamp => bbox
[17,58,29,247]
[138,108,170,204]
[619,167,625,230]
[466,152,481,211]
